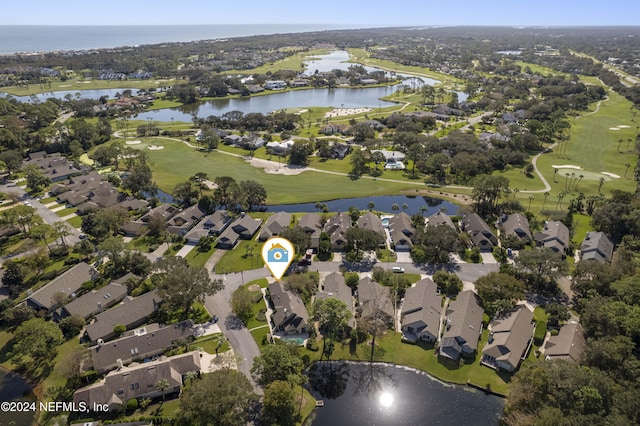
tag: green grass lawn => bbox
[125,138,428,204]
[304,330,511,395]
[184,245,216,269]
[39,195,58,204]
[190,333,230,355]
[250,326,271,349]
[215,240,264,274]
[297,386,317,426]
[54,206,77,217]
[66,215,83,229]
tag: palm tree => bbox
[367,201,375,211]
[575,174,584,191]
[570,172,576,191]
[553,168,558,183]
[391,203,400,212]
[542,191,550,210]
[512,188,519,201]
[155,379,169,402]
[598,177,605,194]
[564,173,570,191]
[618,138,623,152]
[528,195,534,211]
[401,203,409,211]
[556,192,566,210]
[624,163,631,178]
[419,205,428,215]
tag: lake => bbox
[265,195,458,216]
[0,369,36,425]
[307,362,504,426]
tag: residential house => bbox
[580,231,614,263]
[401,278,442,342]
[184,210,231,244]
[265,80,287,90]
[266,140,295,155]
[535,221,570,254]
[23,151,81,182]
[74,351,201,410]
[440,291,484,361]
[258,211,291,241]
[267,281,309,334]
[323,212,351,251]
[544,322,586,363]
[223,134,242,145]
[316,271,355,329]
[167,204,207,236]
[427,211,456,229]
[89,321,195,373]
[482,305,534,372]
[331,143,350,159]
[356,212,386,246]
[500,213,532,245]
[370,149,405,164]
[357,277,395,329]
[84,290,163,343]
[215,214,262,249]
[297,213,323,251]
[58,283,128,321]
[360,78,379,85]
[120,204,179,237]
[290,79,309,87]
[388,212,415,251]
[461,213,498,251]
[26,262,99,312]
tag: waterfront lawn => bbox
[127,138,422,204]
[308,330,510,395]
[214,240,264,274]
[184,245,216,269]
[297,386,317,426]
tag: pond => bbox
[4,87,153,103]
[307,362,504,426]
[265,195,458,216]
[0,369,36,425]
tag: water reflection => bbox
[307,361,350,400]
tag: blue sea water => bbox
[0,24,351,55]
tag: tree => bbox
[58,315,86,339]
[173,181,198,206]
[350,121,375,143]
[29,223,55,253]
[345,226,382,261]
[155,378,169,402]
[349,148,369,177]
[312,298,352,359]
[153,257,223,319]
[82,207,129,241]
[262,380,297,426]
[12,318,63,365]
[472,175,510,215]
[288,141,312,166]
[231,286,253,325]
[24,165,50,193]
[2,260,26,297]
[122,163,155,197]
[515,248,567,293]
[200,128,220,152]
[240,180,267,211]
[412,224,458,264]
[475,272,527,317]
[432,271,462,296]
[251,344,303,387]
[0,150,24,175]
[190,172,209,197]
[280,226,311,254]
[178,369,257,426]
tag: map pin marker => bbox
[262,237,295,281]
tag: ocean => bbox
[0,24,351,55]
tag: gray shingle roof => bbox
[501,213,532,243]
[483,305,534,371]
[259,211,291,241]
[61,283,128,320]
[535,221,570,253]
[316,272,354,327]
[580,231,614,263]
[440,291,484,360]
[427,211,456,229]
[84,290,162,343]
[358,276,394,322]
[27,262,98,312]
[268,281,308,334]
[544,322,586,362]
[401,278,441,338]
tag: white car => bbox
[392,266,405,273]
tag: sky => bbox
[1,0,639,27]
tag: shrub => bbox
[550,328,559,336]
[64,257,80,266]
[114,324,126,336]
[250,291,263,304]
[255,309,266,322]
[306,340,319,351]
[534,320,547,346]
[82,370,99,383]
[39,270,59,281]
[126,398,138,412]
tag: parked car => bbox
[392,266,405,273]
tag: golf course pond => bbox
[0,369,36,425]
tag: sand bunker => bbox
[602,172,620,179]
[147,145,164,150]
[609,127,621,130]
[296,109,309,115]
[552,165,582,170]
[59,85,71,88]
[125,140,142,145]
[617,125,631,128]
[248,157,307,175]
[325,107,373,118]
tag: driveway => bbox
[175,242,197,258]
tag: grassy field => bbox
[66,215,83,229]
[54,207,77,217]
[222,48,330,75]
[127,138,425,204]
[215,240,264,274]
[184,245,216,269]
[0,78,177,96]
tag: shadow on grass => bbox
[0,337,15,364]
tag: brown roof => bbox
[259,211,291,241]
[388,212,415,248]
[501,213,532,243]
[401,278,441,338]
[440,291,484,359]
[483,305,534,371]
[316,272,354,327]
[427,211,456,229]
[268,281,308,333]
[27,262,98,311]
[544,322,586,362]
[356,212,385,240]
[358,276,394,322]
